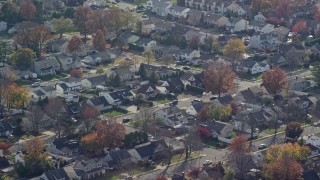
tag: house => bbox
[0,156,10,171]
[169,5,190,19]
[225,2,246,16]
[249,20,274,34]
[285,50,306,66]
[56,77,82,95]
[183,29,207,43]
[248,32,281,50]
[152,45,180,58]
[198,163,225,179]
[33,55,61,76]
[128,139,169,160]
[188,71,204,88]
[40,86,57,98]
[143,63,178,78]
[204,13,230,28]
[161,78,185,93]
[0,118,17,137]
[227,18,247,33]
[173,48,201,61]
[0,21,7,32]
[214,94,234,105]
[232,120,259,138]
[235,60,270,74]
[40,168,71,180]
[234,86,269,104]
[303,170,320,180]
[306,135,320,149]
[30,89,47,102]
[236,108,276,127]
[254,12,267,22]
[8,21,38,34]
[82,50,119,66]
[154,106,183,127]
[185,0,228,14]
[55,53,81,71]
[137,84,158,99]
[272,26,290,42]
[67,102,81,115]
[46,137,79,157]
[104,149,134,168]
[187,9,204,26]
[141,18,157,34]
[134,38,157,50]
[201,121,233,139]
[81,74,107,89]
[147,0,173,17]
[72,156,106,179]
[154,20,175,33]
[186,102,203,116]
[100,89,134,106]
[269,54,287,67]
[87,96,111,112]
[46,39,69,53]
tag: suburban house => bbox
[114,69,135,81]
[235,60,270,74]
[72,156,106,179]
[143,63,178,78]
[234,86,269,105]
[248,32,281,50]
[204,13,230,28]
[185,0,228,15]
[82,50,119,66]
[30,89,47,102]
[199,121,233,141]
[0,118,17,137]
[160,78,185,93]
[249,20,274,34]
[272,26,290,42]
[269,54,288,67]
[187,9,204,26]
[137,84,158,99]
[55,53,81,71]
[87,96,111,112]
[56,77,82,95]
[33,55,61,76]
[81,74,107,89]
[134,38,157,50]
[214,94,234,106]
[152,45,180,58]
[0,21,7,32]
[154,106,183,127]
[100,89,134,106]
[183,29,208,44]
[154,20,175,33]
[254,12,267,22]
[128,139,169,160]
[307,135,320,150]
[225,2,246,16]
[187,71,204,88]
[169,6,190,19]
[46,137,79,157]
[104,149,134,168]
[186,102,203,116]
[141,18,157,34]
[227,18,247,32]
[147,0,173,17]
[173,48,201,61]
[45,39,69,53]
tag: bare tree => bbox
[28,105,45,134]
[185,126,202,159]
[133,109,154,131]
[44,98,66,138]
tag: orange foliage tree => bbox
[81,105,100,132]
[69,69,83,78]
[261,67,287,97]
[291,20,307,33]
[19,0,36,20]
[67,36,83,53]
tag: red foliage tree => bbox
[0,142,12,152]
[82,105,100,132]
[261,67,287,97]
[265,17,288,27]
[19,0,36,20]
[74,6,92,39]
[93,30,106,52]
[70,69,83,78]
[197,126,211,139]
[291,20,307,33]
[230,102,238,115]
[67,36,83,53]
[313,5,320,20]
[157,176,168,180]
[276,0,291,18]
[229,135,249,153]
[197,108,209,121]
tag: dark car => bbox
[210,95,218,100]
[258,144,267,150]
[183,66,190,70]
[122,118,131,123]
[170,100,178,106]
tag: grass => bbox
[156,151,201,166]
[100,166,154,180]
[261,127,286,135]
[203,138,227,148]
[155,98,171,104]
[103,107,128,117]
[39,72,68,81]
[16,80,33,86]
[237,73,263,81]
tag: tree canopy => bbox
[261,67,287,97]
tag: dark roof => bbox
[44,168,70,180]
[207,121,227,133]
[58,83,68,91]
[52,137,79,151]
[33,89,46,97]
[46,39,68,48]
[86,74,106,83]
[192,102,203,113]
[0,156,9,169]
[0,119,17,133]
[138,84,155,94]
[108,149,131,162]
[217,95,233,105]
[204,165,225,178]
[135,139,167,158]
[240,60,256,68]
[167,78,184,91]
[303,170,320,180]
[68,102,81,114]
[41,86,56,92]
[279,43,305,52]
[89,96,109,106]
[136,37,154,45]
[118,89,134,97]
[240,88,257,103]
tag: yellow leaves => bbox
[265,143,311,163]
[7,83,29,109]
[223,38,245,61]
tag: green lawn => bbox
[103,108,128,117]
[156,151,201,166]
[203,138,227,148]
[237,73,263,81]
[39,72,68,81]
[261,127,286,135]
[155,98,171,104]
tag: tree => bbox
[204,63,235,98]
[285,122,303,140]
[19,0,36,20]
[261,67,287,97]
[0,2,21,24]
[223,38,245,62]
[67,36,83,53]
[74,6,92,39]
[108,73,121,87]
[81,105,100,132]
[197,108,209,121]
[7,84,29,109]
[159,54,174,66]
[148,71,159,85]
[93,30,106,52]
[251,0,271,15]
[138,63,147,79]
[197,126,211,138]
[143,49,155,65]
[311,63,320,87]
[228,135,250,177]
[28,105,45,135]
[69,69,83,78]
[107,7,127,36]
[80,131,100,154]
[44,98,66,138]
[124,131,148,149]
[10,48,35,70]
[265,143,310,163]
[292,20,307,33]
[224,168,235,180]
[88,10,109,34]
[276,0,291,18]
[51,17,74,39]
[96,65,105,74]
[189,35,200,50]
[64,7,75,18]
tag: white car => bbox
[203,160,212,166]
[31,82,40,87]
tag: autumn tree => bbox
[159,54,174,66]
[311,63,320,87]
[88,9,109,34]
[67,36,83,53]
[189,36,200,50]
[19,0,36,20]
[69,69,83,78]
[10,48,35,70]
[74,6,92,39]
[276,0,291,18]
[44,98,66,138]
[28,105,45,135]
[261,67,287,97]
[80,132,100,154]
[197,108,209,121]
[313,4,320,21]
[204,63,235,98]
[93,30,106,52]
[81,105,100,132]
[228,135,250,177]
[51,17,74,39]
[197,126,211,138]
[265,143,310,163]
[251,0,271,15]
[7,84,29,109]
[96,65,105,74]
[292,20,307,33]
[223,38,245,62]
[107,7,126,36]
[0,2,21,24]
[285,122,303,140]
[143,49,155,65]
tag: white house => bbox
[227,18,247,32]
[236,60,270,74]
[30,89,47,102]
[135,38,157,50]
[137,84,157,99]
[254,12,267,22]
[56,77,82,95]
[81,74,106,89]
[225,3,246,16]
[173,48,201,61]
[147,0,172,17]
[307,135,320,149]
[169,5,190,18]
[154,106,182,127]
[186,102,203,116]
[0,21,7,32]
[249,20,274,34]
[249,33,281,50]
[40,86,57,98]
[100,89,134,106]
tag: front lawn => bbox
[203,138,227,149]
[237,73,263,81]
[39,72,68,81]
[261,127,286,135]
[103,108,128,117]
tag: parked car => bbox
[210,95,218,100]
[170,100,178,106]
[183,66,190,70]
[31,82,40,87]
[258,144,267,150]
[192,99,202,103]
[203,160,213,166]
[122,118,131,123]
[176,61,184,65]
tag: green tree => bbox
[124,131,148,148]
[10,48,35,69]
[312,63,320,87]
[109,73,121,87]
[138,63,147,79]
[285,122,303,140]
[51,17,74,39]
[64,7,75,18]
[148,71,159,85]
[143,49,155,65]
[0,2,21,24]
[224,168,235,180]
